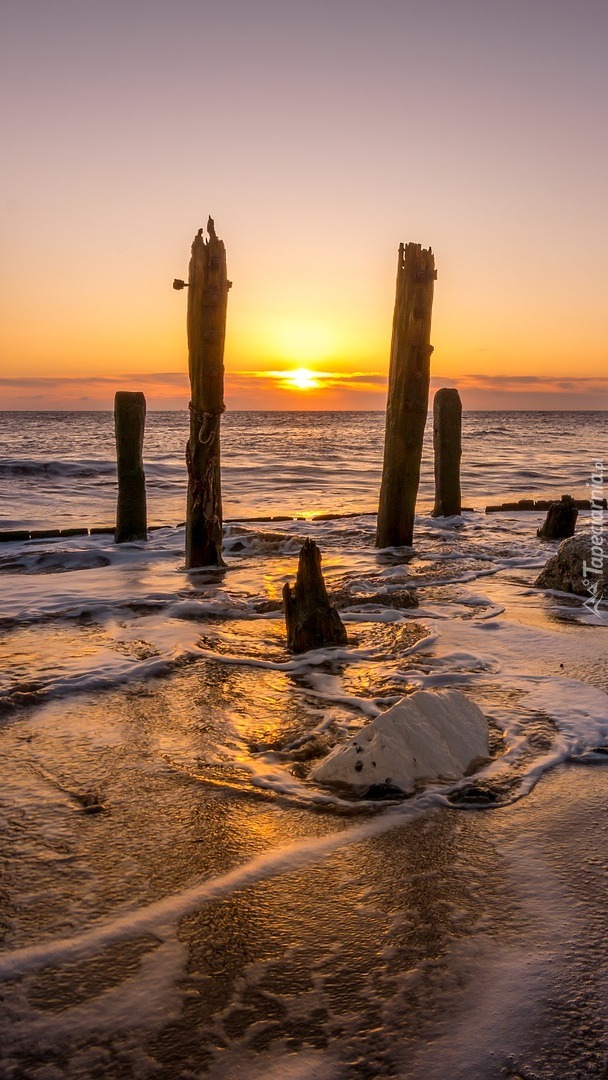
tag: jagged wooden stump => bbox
[283,539,348,653]
[537,496,578,539]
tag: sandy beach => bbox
[3,0,608,1070]
[1,407,607,1080]
[1,545,607,1079]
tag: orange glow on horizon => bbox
[271,367,321,391]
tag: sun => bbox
[255,366,328,393]
[285,367,320,391]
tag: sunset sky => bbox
[2,0,607,410]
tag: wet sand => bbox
[1,593,608,1079]
[0,513,606,1080]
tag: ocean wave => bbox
[471,427,509,436]
[223,525,308,556]
[0,645,199,717]
[0,550,112,575]
[0,459,115,479]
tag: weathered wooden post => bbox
[283,539,347,652]
[376,243,436,548]
[114,391,147,543]
[538,495,578,539]
[432,388,462,517]
[180,218,230,568]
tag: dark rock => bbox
[78,792,105,813]
[333,587,418,610]
[534,532,607,597]
[363,783,407,801]
[288,733,334,762]
[255,598,283,613]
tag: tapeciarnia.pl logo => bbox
[582,460,606,620]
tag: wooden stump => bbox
[184,218,230,568]
[114,391,147,543]
[432,388,462,517]
[537,495,578,539]
[376,243,436,548]
[283,539,347,653]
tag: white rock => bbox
[311,689,490,793]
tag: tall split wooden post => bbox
[376,243,436,548]
[432,388,462,517]
[181,218,230,568]
[114,391,147,543]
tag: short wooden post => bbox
[114,391,147,543]
[432,388,462,517]
[283,539,347,653]
[537,495,578,539]
[184,218,230,568]
[376,243,436,548]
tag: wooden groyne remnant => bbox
[432,388,462,517]
[376,243,436,548]
[485,497,604,513]
[537,495,578,539]
[283,539,347,653]
[114,391,147,543]
[176,218,231,568]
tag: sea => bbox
[0,409,607,1079]
[0,409,601,528]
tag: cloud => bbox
[2,370,608,411]
[235,368,388,393]
[430,374,608,410]
[446,374,608,392]
[0,373,189,389]
[0,372,191,410]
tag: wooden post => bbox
[283,539,347,653]
[184,218,230,568]
[376,243,436,548]
[432,388,462,517]
[537,495,578,539]
[114,391,147,543]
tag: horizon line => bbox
[1,407,607,414]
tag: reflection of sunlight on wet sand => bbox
[228,670,297,758]
[3,565,608,1074]
[224,547,375,604]
[261,556,301,600]
[0,623,122,691]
